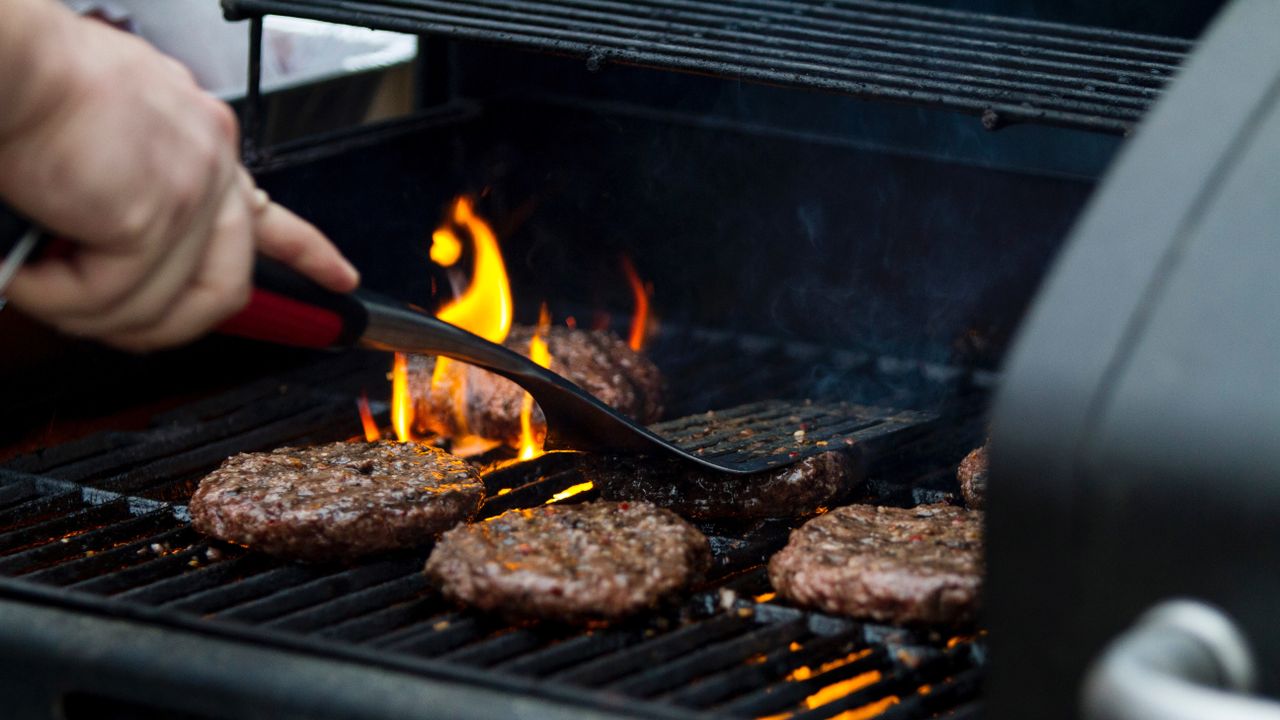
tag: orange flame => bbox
[391,353,414,442]
[435,196,513,343]
[621,256,651,351]
[518,303,553,460]
[357,392,380,442]
[425,196,516,452]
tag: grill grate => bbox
[0,333,987,719]
[224,0,1192,134]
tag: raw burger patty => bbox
[190,441,484,562]
[409,326,664,448]
[425,501,710,623]
[768,504,983,625]
[956,445,988,510]
[591,450,863,519]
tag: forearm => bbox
[0,0,80,144]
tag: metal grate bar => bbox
[494,628,646,677]
[22,525,197,586]
[67,542,227,596]
[224,0,1192,133]
[441,627,568,667]
[877,668,983,720]
[0,500,130,555]
[115,551,270,605]
[314,594,443,642]
[264,572,430,633]
[719,644,888,716]
[0,490,84,532]
[607,618,811,697]
[375,613,492,655]
[163,564,331,614]
[663,630,866,708]
[554,612,755,685]
[213,557,420,623]
[0,509,177,576]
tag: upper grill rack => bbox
[223,0,1193,135]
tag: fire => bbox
[357,392,380,442]
[435,196,513,343]
[621,256,652,351]
[391,353,414,442]
[518,304,554,460]
[546,481,594,504]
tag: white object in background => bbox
[63,1,416,98]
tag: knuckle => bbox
[206,99,239,145]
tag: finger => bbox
[103,182,255,352]
[255,202,359,292]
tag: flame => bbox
[829,696,900,720]
[621,256,651,351]
[421,196,516,452]
[431,228,463,267]
[546,481,594,504]
[357,392,379,442]
[754,592,777,603]
[518,304,553,460]
[435,196,513,343]
[391,353,414,442]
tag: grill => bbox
[1,329,987,719]
[225,0,1192,134]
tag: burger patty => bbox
[590,450,863,519]
[424,501,711,623]
[956,445,988,510]
[768,504,983,625]
[190,441,484,562]
[408,326,664,448]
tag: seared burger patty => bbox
[591,450,863,519]
[956,445,988,510]
[409,326,664,448]
[190,441,484,562]
[768,504,983,625]
[425,501,710,623]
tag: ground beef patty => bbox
[190,441,484,562]
[590,450,863,519]
[425,501,710,623]
[768,504,983,625]
[956,445,988,510]
[408,326,664,448]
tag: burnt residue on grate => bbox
[224,0,1190,134]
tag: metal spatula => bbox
[221,258,939,474]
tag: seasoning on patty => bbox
[424,501,710,623]
[768,504,983,625]
[190,441,483,562]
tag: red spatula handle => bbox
[216,257,368,349]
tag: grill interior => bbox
[1,327,987,720]
[227,0,1191,134]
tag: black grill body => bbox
[0,0,1246,718]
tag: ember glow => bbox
[518,303,554,460]
[621,256,652,352]
[546,481,594,504]
[357,392,380,442]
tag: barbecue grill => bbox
[4,0,1276,718]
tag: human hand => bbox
[0,3,358,352]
